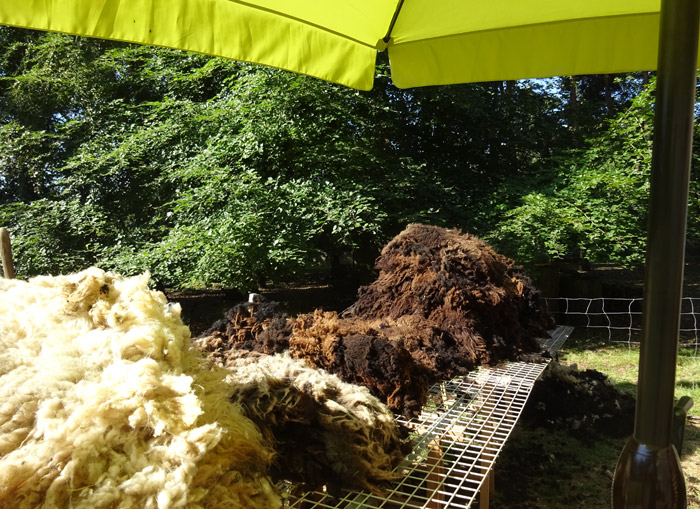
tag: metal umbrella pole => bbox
[612,0,700,506]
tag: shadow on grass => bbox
[680,421,700,458]
[493,426,625,509]
[614,381,637,396]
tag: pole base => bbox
[612,436,686,508]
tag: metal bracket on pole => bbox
[672,396,694,458]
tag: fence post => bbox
[0,227,15,279]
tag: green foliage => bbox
[106,169,384,289]
[0,27,673,289]
[0,198,112,276]
[0,121,63,202]
[489,80,664,268]
[0,31,399,288]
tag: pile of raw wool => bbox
[350,223,553,365]
[198,303,433,417]
[221,351,410,495]
[0,268,280,509]
[197,224,553,418]
[521,362,636,438]
[0,268,410,507]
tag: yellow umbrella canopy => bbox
[0,0,678,90]
[1,1,699,507]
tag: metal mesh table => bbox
[285,326,573,508]
[538,325,574,354]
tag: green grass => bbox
[492,332,700,508]
[561,335,700,418]
[561,332,700,509]
[560,334,700,508]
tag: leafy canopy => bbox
[1,27,684,290]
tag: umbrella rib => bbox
[382,0,406,43]
[227,0,380,49]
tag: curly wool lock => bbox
[218,352,411,496]
[0,268,280,509]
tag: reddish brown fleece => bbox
[197,225,553,417]
[350,224,553,363]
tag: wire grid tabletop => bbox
[538,325,574,353]
[284,326,571,508]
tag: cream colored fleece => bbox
[0,268,280,509]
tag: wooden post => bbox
[479,469,492,508]
[0,227,15,279]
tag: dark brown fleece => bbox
[196,225,553,418]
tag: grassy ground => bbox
[493,332,700,508]
[563,334,700,418]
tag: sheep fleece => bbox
[0,268,280,509]
[222,352,410,494]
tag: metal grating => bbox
[538,325,574,354]
[284,326,570,508]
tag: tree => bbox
[489,77,700,268]
[3,27,651,289]
[556,73,652,142]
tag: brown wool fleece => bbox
[351,224,553,363]
[197,225,553,420]
[222,352,411,496]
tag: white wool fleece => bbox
[0,268,280,509]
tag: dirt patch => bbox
[492,425,624,509]
[521,362,636,439]
[169,279,357,337]
[167,288,245,337]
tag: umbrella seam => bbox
[382,0,405,44]
[389,11,658,48]
[228,0,381,49]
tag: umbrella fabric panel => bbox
[0,0,379,90]
[390,0,659,42]
[247,0,398,48]
[0,0,693,90]
[0,0,679,91]
[389,11,662,88]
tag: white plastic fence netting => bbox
[543,297,700,350]
[542,297,699,392]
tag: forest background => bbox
[2,26,700,292]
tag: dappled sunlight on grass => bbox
[494,334,700,508]
[556,335,700,508]
[682,422,700,508]
[560,333,700,418]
